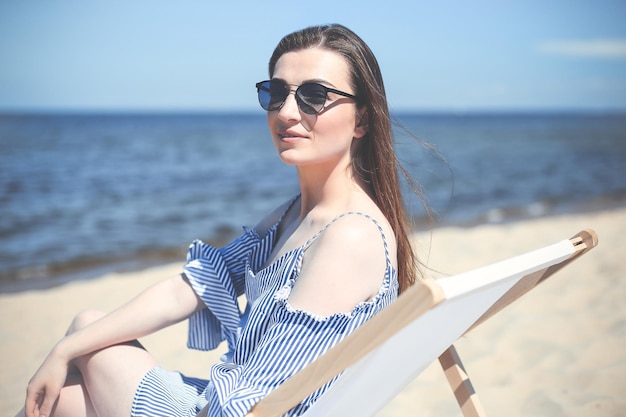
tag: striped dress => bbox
[131,203,399,417]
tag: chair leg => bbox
[438,345,487,417]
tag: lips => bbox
[278,129,306,140]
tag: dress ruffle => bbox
[183,229,264,356]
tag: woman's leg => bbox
[51,309,159,417]
[49,381,95,417]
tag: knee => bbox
[66,309,106,335]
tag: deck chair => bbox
[245,229,598,417]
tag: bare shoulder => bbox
[317,212,395,260]
[288,212,397,317]
[317,212,397,274]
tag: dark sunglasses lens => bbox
[257,81,288,111]
[297,83,327,114]
[257,81,329,114]
[257,82,272,110]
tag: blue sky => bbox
[1,0,625,112]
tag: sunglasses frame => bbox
[256,79,358,115]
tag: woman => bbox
[24,24,421,417]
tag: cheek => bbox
[316,111,357,141]
[266,112,275,130]
[266,113,280,142]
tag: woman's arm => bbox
[56,274,202,361]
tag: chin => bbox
[277,152,301,166]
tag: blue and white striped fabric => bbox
[183,227,270,358]
[131,205,399,417]
[132,367,210,417]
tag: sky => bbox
[1,0,625,113]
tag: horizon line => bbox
[2,107,626,116]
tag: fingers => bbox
[24,385,40,417]
[39,392,57,417]
[25,384,59,417]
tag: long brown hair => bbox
[268,24,423,293]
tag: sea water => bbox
[1,112,625,286]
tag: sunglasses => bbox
[255,79,358,115]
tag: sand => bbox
[2,208,624,416]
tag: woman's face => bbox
[267,47,366,170]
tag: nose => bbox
[277,89,301,121]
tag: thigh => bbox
[49,382,96,417]
[75,340,158,417]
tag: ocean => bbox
[1,112,625,288]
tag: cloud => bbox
[536,39,626,59]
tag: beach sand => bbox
[2,208,624,416]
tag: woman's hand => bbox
[24,346,70,417]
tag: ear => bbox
[354,107,369,139]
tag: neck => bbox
[296,158,367,219]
